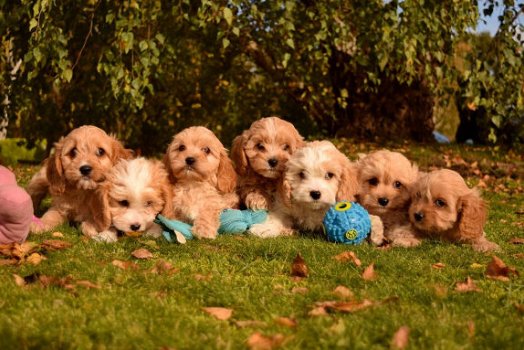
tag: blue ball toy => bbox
[322,201,371,244]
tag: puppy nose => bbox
[310,191,321,200]
[185,157,195,166]
[130,224,141,232]
[378,197,389,207]
[79,165,92,176]
[414,212,424,222]
[268,158,278,168]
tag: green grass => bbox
[2,143,523,350]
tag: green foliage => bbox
[0,138,45,165]
[1,0,522,152]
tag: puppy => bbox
[357,150,420,247]
[164,126,238,239]
[409,169,499,252]
[27,125,133,236]
[231,116,304,210]
[95,158,174,242]
[249,140,384,242]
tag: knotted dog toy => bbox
[322,201,371,244]
[155,209,267,244]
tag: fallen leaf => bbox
[432,262,446,269]
[131,248,153,259]
[291,254,308,278]
[150,260,179,275]
[486,256,519,281]
[52,231,64,238]
[312,299,374,314]
[274,317,297,328]
[467,320,475,339]
[38,275,75,290]
[234,320,267,328]
[455,277,480,293]
[247,332,285,350]
[41,240,72,251]
[0,259,18,266]
[308,306,329,317]
[333,251,361,266]
[333,285,353,299]
[362,263,377,281]
[515,304,524,314]
[76,280,101,289]
[391,326,410,349]
[112,259,139,270]
[13,274,26,287]
[513,253,524,259]
[26,253,45,266]
[509,237,524,245]
[290,286,308,294]
[470,263,484,269]
[202,307,233,320]
[194,273,212,281]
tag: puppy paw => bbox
[369,215,385,246]
[245,192,270,210]
[471,238,500,252]
[29,222,46,234]
[248,223,292,238]
[391,236,421,248]
[145,223,163,238]
[93,230,118,243]
[192,222,218,240]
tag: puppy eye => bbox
[119,200,129,207]
[178,145,186,152]
[145,200,153,207]
[435,199,446,207]
[202,147,211,154]
[393,181,402,189]
[299,171,306,180]
[69,148,77,158]
[325,172,334,180]
[96,148,106,157]
[282,144,290,151]
[368,177,378,186]
[256,143,265,151]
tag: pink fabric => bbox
[0,166,33,244]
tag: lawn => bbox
[1,141,523,350]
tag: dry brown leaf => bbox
[290,286,308,294]
[515,304,524,314]
[274,317,297,328]
[333,251,361,266]
[291,254,308,278]
[41,240,72,251]
[52,231,64,238]
[486,256,519,281]
[38,275,75,290]
[333,285,353,299]
[131,248,153,259]
[194,273,212,281]
[514,253,524,260]
[509,237,524,245]
[234,320,267,328]
[455,277,480,293]
[13,274,26,287]
[247,332,285,350]
[112,259,138,270]
[308,306,329,317]
[432,262,446,269]
[202,307,233,321]
[467,320,475,339]
[150,260,179,275]
[26,253,45,266]
[76,280,101,289]
[312,299,374,314]
[391,326,410,349]
[362,263,377,281]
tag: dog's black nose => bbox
[80,165,92,176]
[268,158,278,168]
[378,197,389,206]
[414,212,424,222]
[130,224,141,232]
[185,157,195,166]
[310,191,321,200]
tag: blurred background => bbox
[0,0,523,162]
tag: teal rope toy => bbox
[155,209,267,244]
[322,201,371,244]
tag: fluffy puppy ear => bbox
[231,134,248,175]
[278,177,292,207]
[110,137,134,162]
[336,160,359,202]
[46,138,66,195]
[162,145,177,184]
[458,190,487,240]
[216,149,237,193]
